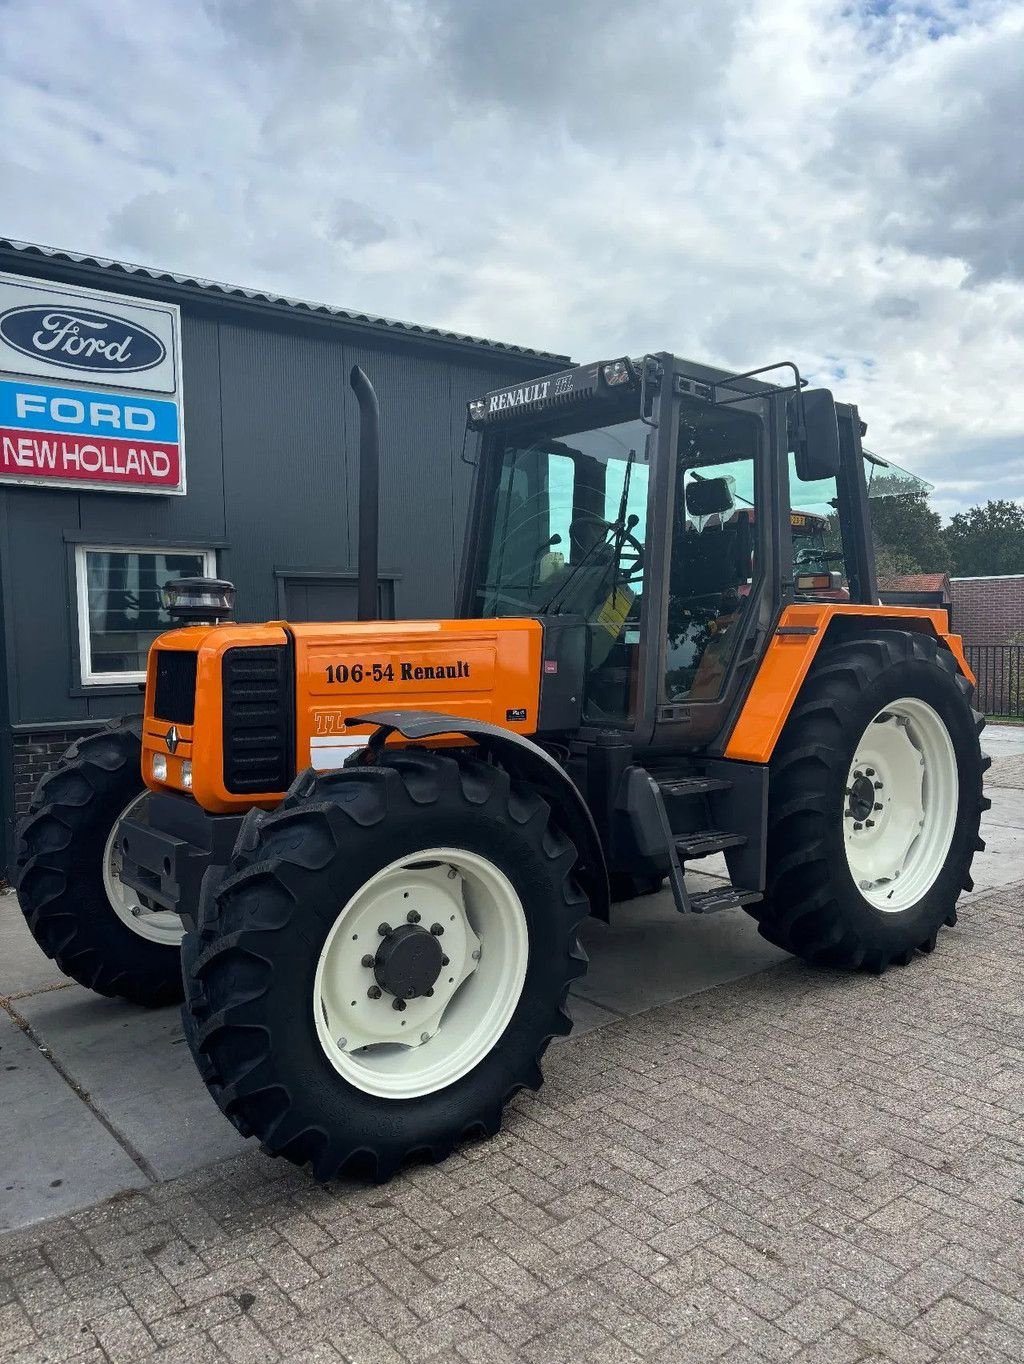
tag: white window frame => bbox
[75,543,216,686]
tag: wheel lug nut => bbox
[865,820,875,828]
[441,955,449,966]
[425,987,434,997]
[392,998,406,1012]
[407,910,421,924]
[874,781,883,790]
[430,923,444,936]
[378,922,392,937]
[361,954,375,968]
[865,768,875,777]
[854,770,863,779]
[367,985,382,999]
[854,822,863,831]
[874,803,883,812]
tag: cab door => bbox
[650,384,780,753]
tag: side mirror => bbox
[790,388,841,482]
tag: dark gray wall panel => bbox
[218,319,352,623]
[76,315,226,543]
[0,489,87,724]
[344,342,455,619]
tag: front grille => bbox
[153,651,197,725]
[222,645,293,794]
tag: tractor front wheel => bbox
[15,720,185,1005]
[751,631,988,973]
[183,750,589,1180]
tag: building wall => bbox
[0,258,559,867]
[950,576,1024,646]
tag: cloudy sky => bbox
[3,0,1022,516]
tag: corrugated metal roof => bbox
[0,237,569,364]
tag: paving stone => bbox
[2,878,1023,1364]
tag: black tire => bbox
[14,719,185,1006]
[183,749,589,1180]
[748,631,989,973]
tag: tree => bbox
[874,544,926,580]
[945,500,1024,577]
[867,479,951,575]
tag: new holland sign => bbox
[0,271,185,494]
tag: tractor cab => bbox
[462,353,876,748]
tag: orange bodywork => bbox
[725,603,973,764]
[141,622,287,813]
[142,617,542,813]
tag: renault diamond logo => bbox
[164,726,180,754]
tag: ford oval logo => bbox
[0,305,166,374]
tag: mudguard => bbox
[726,604,974,764]
[347,709,610,920]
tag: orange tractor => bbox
[17,354,988,1179]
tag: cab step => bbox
[674,829,747,859]
[688,887,762,915]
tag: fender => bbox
[725,604,974,764]
[348,709,611,920]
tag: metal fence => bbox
[965,645,1024,719]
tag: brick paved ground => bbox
[2,841,1022,1360]
[986,754,1024,789]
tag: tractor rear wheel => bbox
[15,720,185,1005]
[750,631,988,973]
[182,750,589,1180]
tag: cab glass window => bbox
[786,456,849,598]
[665,401,761,702]
[472,417,651,724]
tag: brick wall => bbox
[950,575,1024,647]
[12,725,104,821]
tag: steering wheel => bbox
[569,514,645,583]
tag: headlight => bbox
[181,760,193,790]
[152,753,168,782]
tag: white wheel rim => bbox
[103,793,185,947]
[843,697,958,912]
[313,847,529,1100]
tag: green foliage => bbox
[869,489,951,575]
[874,544,926,579]
[946,500,1024,577]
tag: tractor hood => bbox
[142,617,543,813]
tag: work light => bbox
[602,359,632,387]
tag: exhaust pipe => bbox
[349,365,380,622]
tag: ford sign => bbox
[0,305,166,374]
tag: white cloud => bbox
[2,0,1022,513]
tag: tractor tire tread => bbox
[14,718,183,1006]
[748,630,985,972]
[182,749,588,1180]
